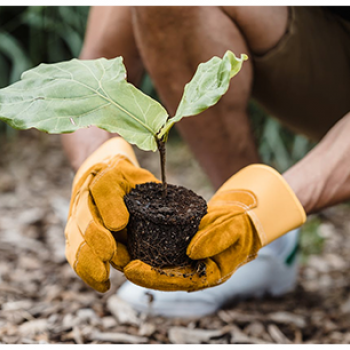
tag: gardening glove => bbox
[65,137,158,293]
[124,164,306,292]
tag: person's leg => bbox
[250,6,350,140]
[131,6,286,189]
[118,6,350,318]
[117,7,301,318]
[132,7,350,189]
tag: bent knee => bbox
[132,6,216,27]
[221,6,289,55]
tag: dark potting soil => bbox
[124,182,207,269]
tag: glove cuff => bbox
[218,164,306,246]
[74,137,139,187]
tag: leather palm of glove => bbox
[66,137,306,293]
[65,137,159,293]
[125,164,306,292]
[125,190,262,291]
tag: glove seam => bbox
[246,210,267,246]
[84,217,117,262]
[90,155,130,189]
[213,189,257,208]
[74,241,87,272]
[188,193,256,258]
[187,214,243,258]
[209,201,252,210]
[90,156,130,232]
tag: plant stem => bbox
[157,139,167,196]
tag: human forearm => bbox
[62,6,144,171]
[283,112,350,214]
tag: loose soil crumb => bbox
[124,182,207,268]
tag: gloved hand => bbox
[65,137,158,292]
[125,164,306,292]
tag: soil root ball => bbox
[124,182,207,268]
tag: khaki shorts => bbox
[252,6,350,140]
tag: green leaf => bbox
[0,57,169,151]
[159,50,247,139]
[262,119,292,172]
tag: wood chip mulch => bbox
[1,131,350,344]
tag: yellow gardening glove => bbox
[124,164,306,292]
[65,137,158,293]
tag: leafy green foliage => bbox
[0,57,168,151]
[0,6,315,172]
[0,50,246,152]
[0,6,89,139]
[299,216,324,264]
[249,101,315,172]
[160,52,247,139]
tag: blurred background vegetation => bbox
[0,6,89,138]
[0,6,323,259]
[0,6,316,173]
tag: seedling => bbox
[0,50,247,268]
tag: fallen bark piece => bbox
[21,338,43,344]
[29,302,61,318]
[87,331,148,344]
[46,225,66,263]
[218,310,262,324]
[0,284,24,295]
[0,173,16,192]
[1,335,20,344]
[244,321,265,338]
[62,313,80,329]
[18,207,45,225]
[268,324,292,344]
[2,229,47,255]
[294,329,303,344]
[76,308,100,326]
[2,300,33,311]
[139,322,156,337]
[268,312,306,328]
[73,326,84,344]
[19,319,48,336]
[230,324,268,344]
[168,326,226,344]
[50,196,70,224]
[101,317,118,329]
[340,296,350,314]
[107,295,140,326]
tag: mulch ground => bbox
[0,131,350,344]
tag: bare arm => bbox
[284,111,350,214]
[61,6,144,171]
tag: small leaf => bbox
[159,50,247,139]
[0,57,168,151]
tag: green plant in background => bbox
[299,216,325,264]
[0,6,89,137]
[248,101,316,173]
[0,5,315,174]
[0,5,323,260]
